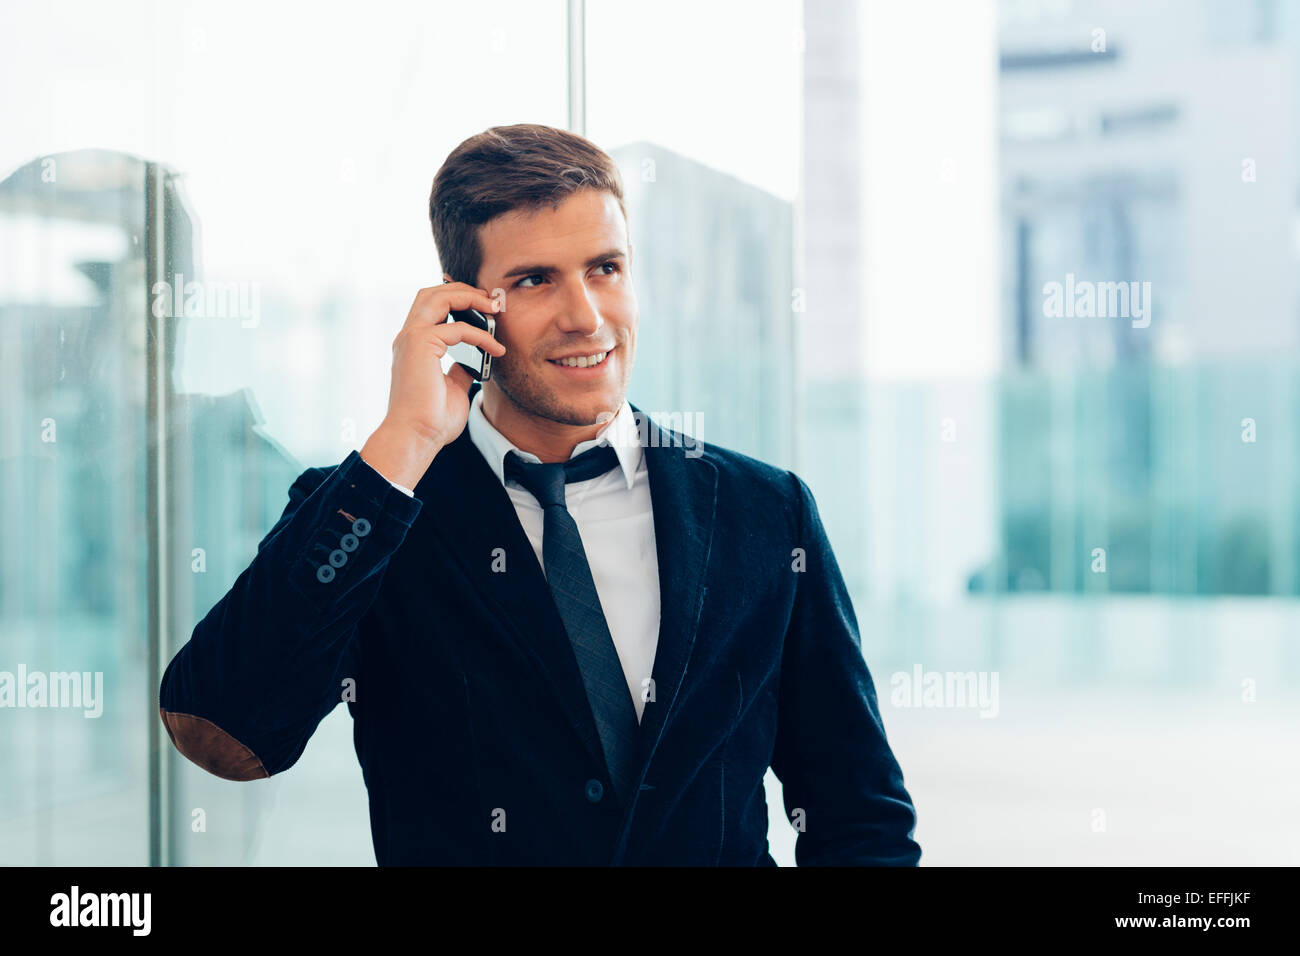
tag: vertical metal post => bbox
[567,0,586,135]
[144,161,174,867]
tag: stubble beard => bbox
[491,352,627,427]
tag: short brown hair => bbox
[429,123,627,288]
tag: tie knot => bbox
[504,443,620,508]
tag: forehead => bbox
[478,189,627,273]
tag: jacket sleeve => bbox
[769,473,922,866]
[158,450,423,781]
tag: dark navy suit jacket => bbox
[159,384,921,865]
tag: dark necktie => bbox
[504,442,640,805]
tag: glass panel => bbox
[1,0,569,865]
[0,152,150,864]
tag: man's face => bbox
[474,188,636,427]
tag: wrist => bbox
[360,421,440,490]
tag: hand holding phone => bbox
[360,282,505,489]
[444,306,497,382]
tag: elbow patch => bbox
[159,708,270,781]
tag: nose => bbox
[553,276,604,336]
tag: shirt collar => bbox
[467,386,642,491]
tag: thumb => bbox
[447,362,477,396]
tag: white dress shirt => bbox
[370,390,661,722]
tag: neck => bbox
[481,384,613,463]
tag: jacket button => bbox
[584,779,603,803]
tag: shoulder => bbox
[286,452,366,501]
[291,463,338,495]
[641,413,810,518]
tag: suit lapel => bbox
[630,404,718,780]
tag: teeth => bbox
[554,350,608,368]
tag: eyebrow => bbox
[500,248,627,280]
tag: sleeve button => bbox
[352,518,371,537]
[329,549,348,568]
[316,565,336,583]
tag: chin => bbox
[557,392,622,426]
[565,402,619,427]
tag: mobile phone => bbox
[443,307,496,382]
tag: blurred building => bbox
[984,0,1300,595]
[611,142,795,470]
[796,0,869,598]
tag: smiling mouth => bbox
[548,347,614,369]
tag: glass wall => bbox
[0,0,568,865]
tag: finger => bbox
[415,281,490,301]
[430,322,506,355]
[405,287,500,330]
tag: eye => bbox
[596,261,621,276]
[516,274,545,288]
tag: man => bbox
[159,123,921,866]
